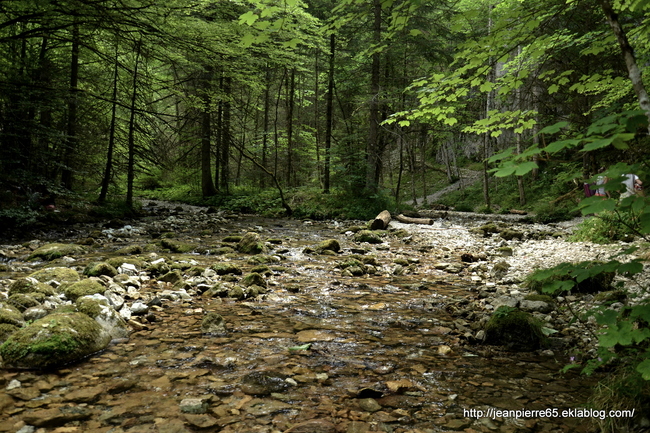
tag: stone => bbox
[483,307,547,351]
[241,272,267,288]
[83,262,118,278]
[29,267,80,284]
[76,294,131,339]
[0,302,26,327]
[179,397,209,414]
[28,243,85,261]
[317,239,341,253]
[519,299,553,313]
[20,405,93,427]
[358,398,382,412]
[237,232,267,254]
[353,230,383,244]
[201,312,226,335]
[183,413,219,428]
[0,312,111,369]
[62,279,105,301]
[284,419,337,433]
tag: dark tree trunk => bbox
[61,20,79,190]
[220,76,231,194]
[365,0,382,194]
[99,43,120,204]
[125,39,142,209]
[286,68,295,186]
[324,33,335,194]
[201,69,217,197]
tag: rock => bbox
[358,398,382,412]
[201,312,226,335]
[284,419,337,433]
[519,299,553,313]
[317,239,341,253]
[483,306,547,351]
[62,279,106,301]
[20,405,93,427]
[8,278,57,297]
[211,263,243,275]
[130,301,149,315]
[0,303,26,327]
[0,312,111,369]
[83,262,118,278]
[237,232,267,254]
[0,323,20,343]
[353,230,383,244]
[29,267,80,283]
[76,294,131,339]
[161,239,196,253]
[117,263,139,276]
[241,272,267,288]
[179,397,209,414]
[491,296,519,309]
[28,243,85,261]
[240,371,289,395]
[159,270,184,285]
[183,413,219,428]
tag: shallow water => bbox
[0,215,600,433]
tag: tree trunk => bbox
[201,84,217,197]
[395,214,433,225]
[261,67,271,188]
[220,76,231,194]
[99,43,119,204]
[125,38,142,209]
[371,210,392,230]
[324,33,335,194]
[365,0,382,194]
[482,5,493,209]
[61,20,79,190]
[286,68,295,186]
[600,0,650,132]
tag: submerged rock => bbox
[201,312,226,335]
[0,312,111,369]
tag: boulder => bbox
[483,306,547,351]
[29,267,80,284]
[353,230,383,244]
[76,294,130,339]
[83,262,118,278]
[236,232,267,254]
[210,263,243,276]
[201,312,226,335]
[316,239,341,254]
[0,312,111,369]
[8,278,57,297]
[28,243,85,261]
[242,272,267,288]
[0,303,26,327]
[62,279,105,301]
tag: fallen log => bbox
[371,210,392,230]
[509,209,528,215]
[395,214,434,225]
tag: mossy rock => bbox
[0,303,26,327]
[222,235,243,243]
[115,245,143,255]
[187,266,206,277]
[211,263,243,276]
[63,279,106,301]
[393,258,409,266]
[28,243,85,261]
[8,278,57,297]
[0,312,111,369]
[160,239,196,253]
[500,229,524,241]
[146,261,170,276]
[203,283,230,298]
[353,230,383,244]
[237,232,267,255]
[211,246,236,255]
[201,312,226,335]
[83,262,118,278]
[0,323,19,344]
[242,272,267,288]
[484,306,547,351]
[159,270,184,285]
[29,267,80,284]
[267,238,283,245]
[343,266,365,276]
[496,247,513,256]
[250,265,272,276]
[337,258,364,269]
[76,295,130,339]
[7,293,43,312]
[247,255,281,265]
[106,257,144,270]
[593,290,627,304]
[316,239,341,254]
[228,286,246,300]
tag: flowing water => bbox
[0,214,600,433]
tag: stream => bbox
[0,205,604,433]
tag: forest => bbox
[0,0,647,224]
[1,0,650,427]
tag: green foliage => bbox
[569,211,635,243]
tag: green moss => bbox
[8,279,57,297]
[83,262,118,278]
[316,239,340,254]
[352,230,383,244]
[484,306,547,351]
[0,323,19,344]
[29,267,80,283]
[210,263,243,276]
[106,257,144,270]
[115,245,143,255]
[222,235,243,243]
[7,293,42,312]
[237,232,267,254]
[0,312,110,369]
[63,279,105,301]
[0,303,26,327]
[160,239,196,253]
[242,272,267,288]
[28,243,85,261]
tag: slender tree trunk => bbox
[366,0,382,193]
[221,76,231,194]
[324,33,335,194]
[262,67,271,188]
[286,68,295,186]
[482,5,493,209]
[600,1,650,132]
[125,39,142,208]
[61,20,79,190]
[395,133,404,205]
[515,46,526,206]
[99,43,120,204]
